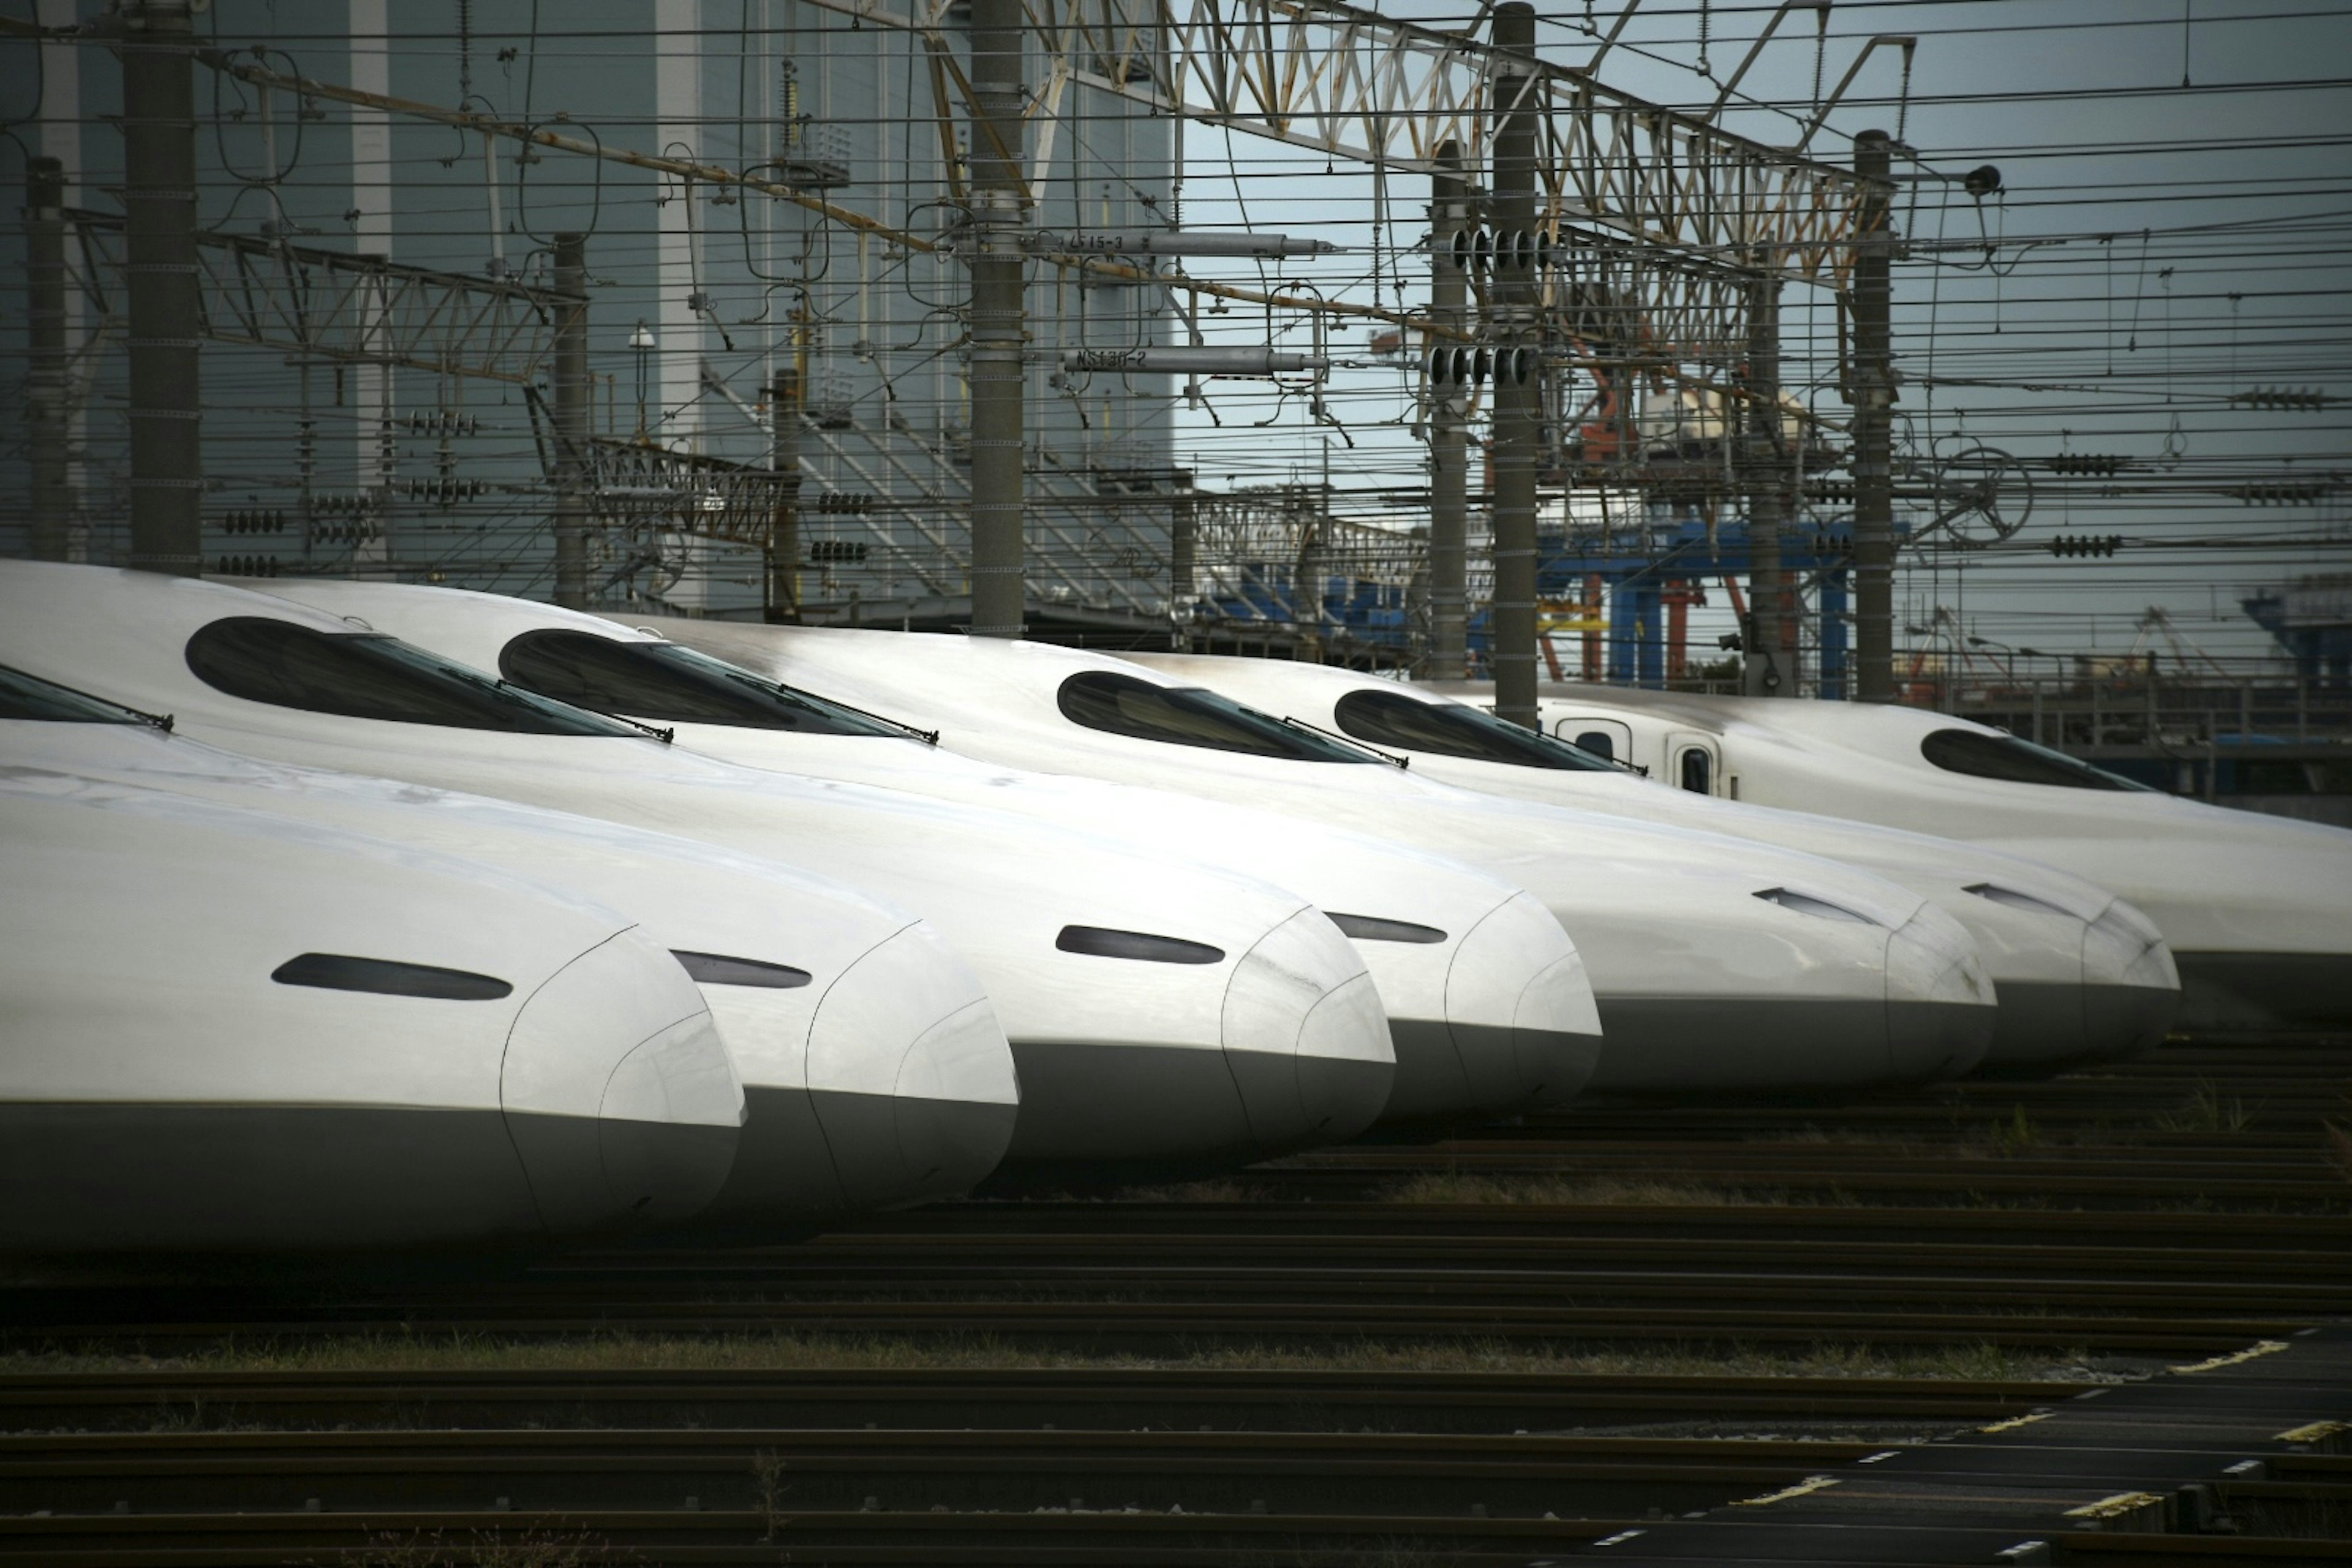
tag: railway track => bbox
[3,1036,2346,1564]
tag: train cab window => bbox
[500,630,902,736]
[1573,729,1616,763]
[186,617,642,736]
[1057,671,1376,763]
[1678,747,1713,794]
[1333,687,1612,771]
[1920,728,2151,791]
[0,665,150,724]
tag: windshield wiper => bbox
[496,679,672,744]
[1280,714,1408,768]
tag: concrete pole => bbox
[1427,140,1472,680]
[1167,472,1196,649]
[118,0,203,576]
[551,232,591,609]
[1850,129,1897,703]
[965,0,1028,637]
[766,364,802,622]
[1741,264,1785,696]
[1488,3,1541,729]
[24,156,71,562]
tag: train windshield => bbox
[500,630,903,736]
[0,665,151,725]
[185,617,644,736]
[1334,687,1613,771]
[1920,728,2152,791]
[1058,671,1378,763]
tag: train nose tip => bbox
[1223,910,1395,1153]
[1886,905,1999,1082]
[809,924,1020,1209]
[502,929,745,1236]
[2079,897,2180,1058]
[1447,893,1604,1111]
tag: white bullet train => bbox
[0,563,1390,1172]
[1,663,1017,1224]
[0,716,741,1254]
[243,582,1603,1125]
[647,623,2003,1096]
[1137,655,2179,1076]
[1515,684,2352,1033]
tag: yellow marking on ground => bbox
[2169,1340,2290,1374]
[1735,1476,1840,1507]
[1979,1412,2051,1434]
[2065,1491,2163,1521]
[2275,1420,2347,1444]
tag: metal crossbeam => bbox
[797,0,1867,285]
[68,209,574,384]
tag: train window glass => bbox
[271,952,513,1000]
[1678,747,1713,794]
[500,630,902,736]
[1920,728,2151,791]
[0,665,148,724]
[673,950,813,988]
[1057,672,1376,763]
[1056,925,1227,964]
[186,618,641,736]
[1332,688,1612,771]
[1574,729,1616,763]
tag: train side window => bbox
[1678,747,1712,794]
[1920,728,2150,791]
[1574,729,1615,762]
[186,617,641,736]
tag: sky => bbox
[1156,0,2352,673]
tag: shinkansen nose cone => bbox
[1584,881,1994,1095]
[1221,910,1394,1153]
[1443,892,1604,1110]
[803,923,1020,1209]
[1885,902,2001,1082]
[2075,897,2180,1058]
[500,929,744,1233]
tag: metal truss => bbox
[797,0,1868,287]
[67,209,573,385]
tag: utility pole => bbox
[1167,472,1196,649]
[118,0,203,576]
[1488,2,1541,729]
[24,156,71,562]
[1427,140,1472,680]
[965,0,1027,638]
[1741,262,1786,697]
[765,364,802,622]
[1850,129,1897,703]
[551,232,590,609]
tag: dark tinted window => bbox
[1678,747,1713,793]
[186,617,640,736]
[1920,728,2150,792]
[673,950,812,988]
[1573,729,1616,762]
[1056,925,1226,964]
[1057,672,1376,763]
[1333,687,1611,771]
[0,665,149,724]
[271,952,513,1000]
[501,630,902,736]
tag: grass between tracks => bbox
[3,1329,2093,1383]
